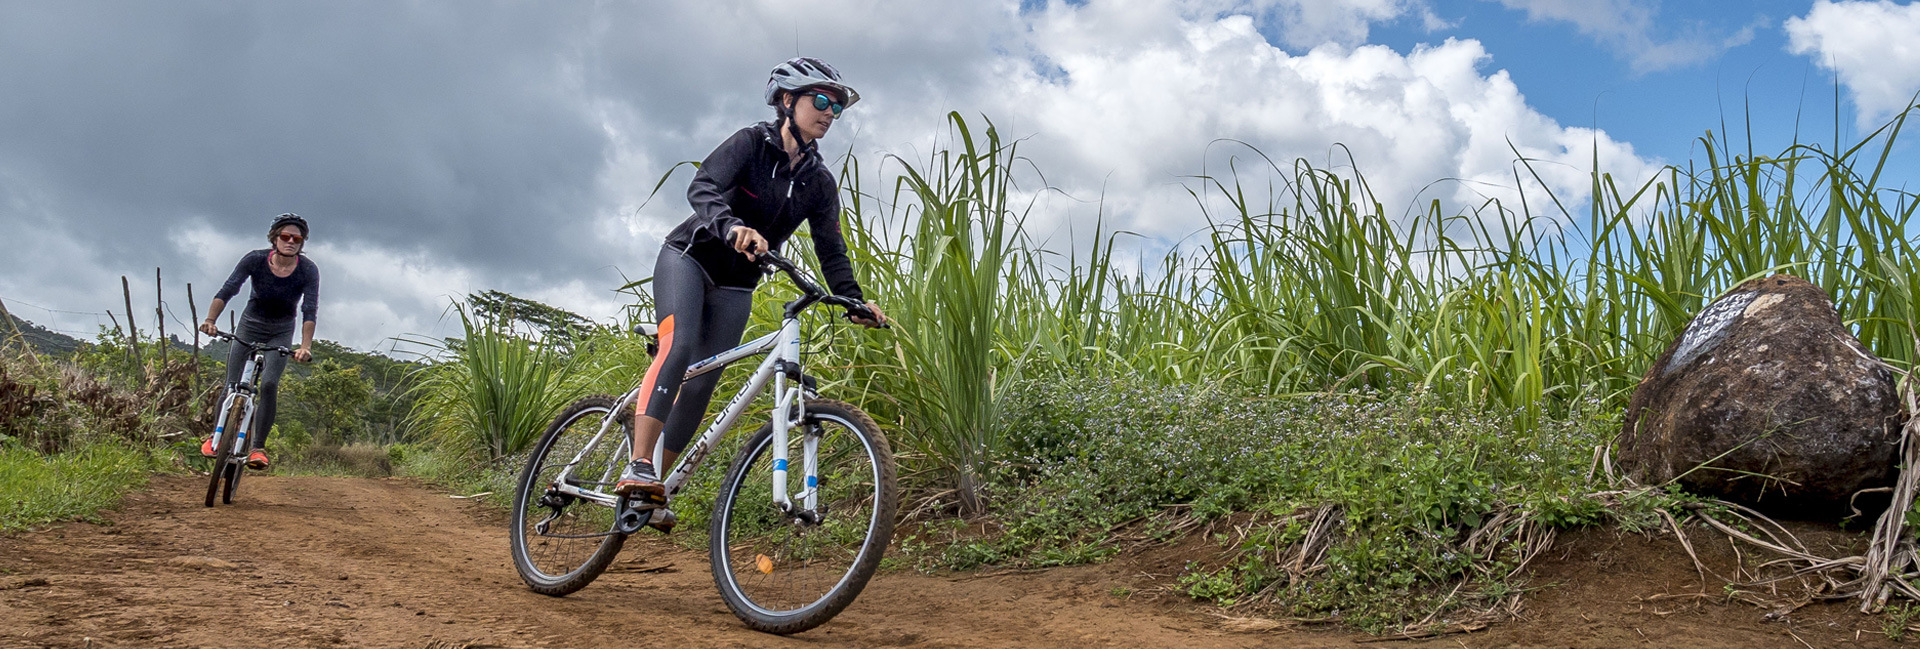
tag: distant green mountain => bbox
[1,312,84,357]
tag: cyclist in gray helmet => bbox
[613,58,885,508]
[197,213,318,470]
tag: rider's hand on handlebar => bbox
[199,320,218,337]
[849,301,889,328]
[729,226,768,261]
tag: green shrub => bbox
[910,373,1619,629]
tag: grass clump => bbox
[271,443,397,477]
[1886,603,1920,640]
[409,306,593,460]
[0,348,200,532]
[905,372,1651,631]
[0,440,161,531]
[390,442,520,501]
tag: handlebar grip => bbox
[726,229,763,255]
[842,304,891,329]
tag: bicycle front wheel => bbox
[222,427,253,505]
[510,395,630,595]
[203,403,243,507]
[710,399,898,634]
[220,462,243,504]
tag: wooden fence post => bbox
[122,275,142,369]
[155,267,168,368]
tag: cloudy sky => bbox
[2,0,1917,352]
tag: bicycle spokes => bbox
[716,410,886,617]
[514,400,626,577]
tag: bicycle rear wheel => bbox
[509,395,630,595]
[710,399,898,634]
[203,403,243,507]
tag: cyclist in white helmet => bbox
[613,58,886,514]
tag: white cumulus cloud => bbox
[843,0,1658,244]
[1488,0,1754,73]
[1786,0,1920,127]
[0,0,1660,349]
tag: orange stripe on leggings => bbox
[636,315,677,415]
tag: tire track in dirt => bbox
[0,475,1904,648]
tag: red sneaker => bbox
[200,436,217,457]
[245,449,271,470]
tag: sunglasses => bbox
[810,92,844,117]
[276,233,305,245]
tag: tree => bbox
[467,290,596,347]
[284,360,373,446]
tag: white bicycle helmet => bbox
[764,57,860,109]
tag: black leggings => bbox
[223,314,294,448]
[638,246,754,454]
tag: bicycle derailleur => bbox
[531,487,577,535]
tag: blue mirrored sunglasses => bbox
[810,93,844,117]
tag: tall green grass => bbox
[409,107,1919,522]
[408,307,593,459]
[789,108,1920,501]
[833,115,1032,512]
[0,441,160,531]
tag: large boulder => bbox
[1618,274,1904,516]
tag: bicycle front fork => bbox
[213,391,256,458]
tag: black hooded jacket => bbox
[664,121,863,300]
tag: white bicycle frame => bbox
[211,350,268,459]
[549,314,817,514]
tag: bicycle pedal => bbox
[613,495,661,535]
[648,508,677,534]
[615,505,649,535]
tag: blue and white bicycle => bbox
[202,331,293,507]
[508,249,898,634]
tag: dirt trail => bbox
[0,475,1903,648]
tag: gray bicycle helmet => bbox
[764,57,860,109]
[269,213,308,238]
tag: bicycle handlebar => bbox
[749,247,889,329]
[209,330,297,357]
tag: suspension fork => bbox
[231,352,269,455]
[212,389,243,449]
[230,395,258,456]
[770,317,813,512]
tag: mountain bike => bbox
[509,249,898,634]
[202,331,294,507]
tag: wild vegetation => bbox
[0,330,198,531]
[0,306,421,529]
[6,102,1918,632]
[386,106,1920,631]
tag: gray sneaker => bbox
[612,459,664,497]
